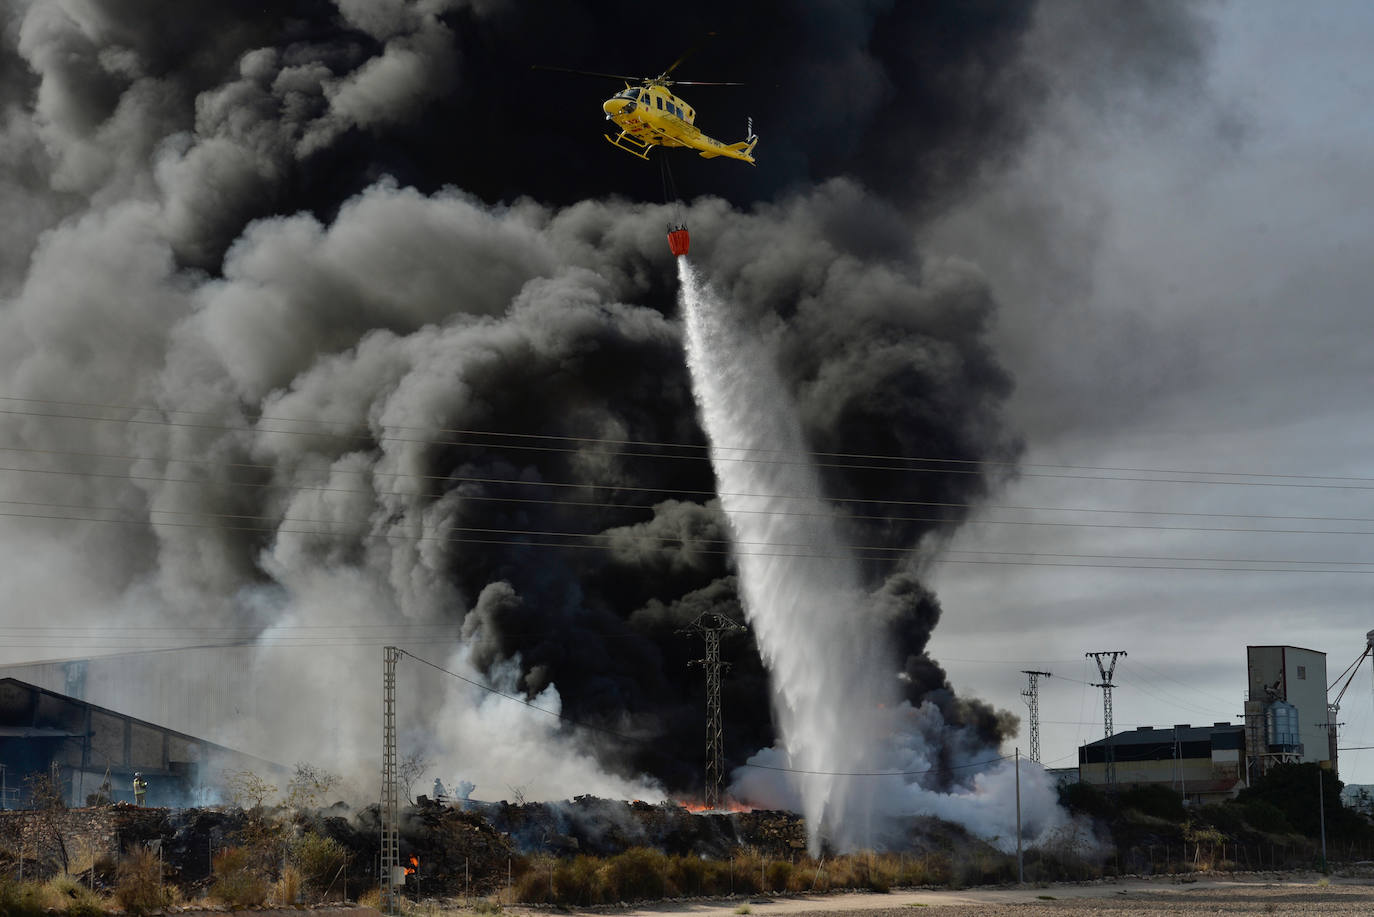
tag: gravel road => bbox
[539,874,1374,916]
[799,884,1374,915]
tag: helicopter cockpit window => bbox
[616,88,638,100]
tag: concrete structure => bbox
[1244,645,1331,781]
[0,677,283,809]
[1079,722,1246,805]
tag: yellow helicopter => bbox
[536,56,758,164]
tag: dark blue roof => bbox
[1083,723,1242,748]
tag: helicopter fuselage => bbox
[602,83,756,164]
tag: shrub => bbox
[0,877,45,917]
[606,847,670,901]
[285,763,340,809]
[1197,803,1244,834]
[273,864,303,906]
[551,855,600,905]
[764,859,792,892]
[909,852,952,887]
[210,846,269,907]
[292,831,349,895]
[115,848,173,916]
[1059,782,1112,819]
[1238,799,1293,834]
[41,876,106,916]
[1119,785,1186,823]
[669,854,709,897]
[513,856,555,904]
[729,852,763,895]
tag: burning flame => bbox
[677,799,755,814]
[405,855,418,876]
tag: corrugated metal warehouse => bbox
[0,676,283,808]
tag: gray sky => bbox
[924,1,1374,783]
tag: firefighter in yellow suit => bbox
[133,772,147,806]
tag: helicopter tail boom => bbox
[699,132,757,164]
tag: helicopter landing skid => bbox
[605,131,652,160]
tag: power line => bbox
[3,503,1374,573]
[6,396,1374,488]
[11,440,1374,527]
[8,495,1374,567]
[1124,658,1240,710]
[12,458,1374,537]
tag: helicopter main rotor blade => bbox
[670,80,746,86]
[659,49,697,81]
[659,30,722,81]
[531,64,646,82]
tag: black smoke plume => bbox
[0,0,1208,798]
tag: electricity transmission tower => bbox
[1086,651,1127,789]
[679,612,745,810]
[381,646,401,915]
[1020,670,1052,764]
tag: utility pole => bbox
[1318,765,1328,873]
[1324,703,1343,779]
[1316,707,1343,875]
[1020,671,1052,764]
[679,612,745,810]
[1086,651,1127,789]
[381,646,401,915]
[1014,747,1023,886]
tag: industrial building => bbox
[0,677,282,809]
[1078,722,1246,805]
[1243,644,1332,781]
[1071,642,1337,802]
[0,649,266,746]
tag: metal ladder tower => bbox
[1086,651,1127,789]
[381,646,401,915]
[1020,670,1052,764]
[680,612,745,810]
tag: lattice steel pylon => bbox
[1086,651,1127,789]
[381,646,401,915]
[1020,670,1051,764]
[679,612,745,810]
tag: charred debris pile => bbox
[4,797,1103,904]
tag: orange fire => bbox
[677,799,754,814]
[405,855,418,876]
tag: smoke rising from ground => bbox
[0,0,1212,834]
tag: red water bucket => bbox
[667,227,690,257]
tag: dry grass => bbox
[272,864,303,905]
[40,876,106,916]
[209,845,269,907]
[114,848,174,916]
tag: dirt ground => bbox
[500,873,1374,916]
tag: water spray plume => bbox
[678,258,894,852]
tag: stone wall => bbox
[0,804,169,877]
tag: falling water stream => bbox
[678,258,896,851]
